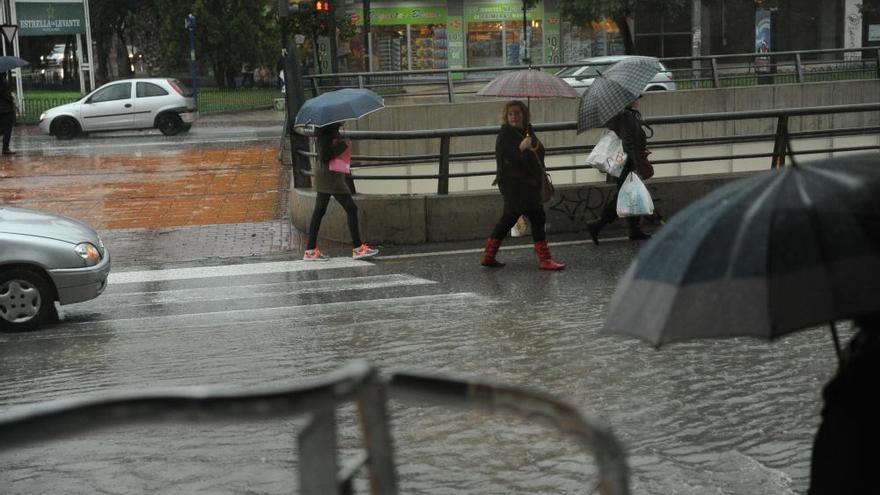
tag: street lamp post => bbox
[278,0,312,188]
[185,14,199,103]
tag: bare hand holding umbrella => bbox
[478,68,580,145]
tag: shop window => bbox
[413,24,448,70]
[374,26,407,71]
[467,22,504,67]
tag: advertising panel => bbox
[16,0,86,36]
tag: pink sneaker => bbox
[302,248,329,261]
[352,243,378,259]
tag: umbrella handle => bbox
[829,322,843,368]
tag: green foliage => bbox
[285,8,358,42]
[90,0,281,84]
[555,0,687,24]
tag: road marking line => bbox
[374,236,630,260]
[49,292,486,331]
[92,275,436,308]
[109,258,372,284]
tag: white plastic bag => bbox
[510,215,529,237]
[587,130,627,177]
[617,172,654,217]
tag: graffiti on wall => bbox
[546,183,664,224]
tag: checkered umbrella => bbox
[477,68,581,101]
[576,56,661,134]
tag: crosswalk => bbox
[54,258,484,332]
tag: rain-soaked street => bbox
[0,115,845,494]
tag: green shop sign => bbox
[352,6,447,26]
[465,3,542,22]
[16,1,86,36]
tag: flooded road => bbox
[0,241,840,494]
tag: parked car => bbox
[0,206,110,332]
[40,44,69,66]
[38,78,198,139]
[556,55,677,93]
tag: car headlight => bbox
[39,112,46,121]
[75,242,101,266]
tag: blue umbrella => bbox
[294,88,385,127]
[0,56,29,72]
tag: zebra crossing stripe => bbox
[109,258,372,284]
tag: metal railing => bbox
[302,47,879,103]
[0,360,628,495]
[293,103,880,195]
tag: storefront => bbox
[347,1,613,72]
[464,3,544,67]
[350,6,449,72]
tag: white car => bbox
[556,55,677,93]
[39,78,198,139]
[1,206,110,332]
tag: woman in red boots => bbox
[480,100,564,271]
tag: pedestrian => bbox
[0,73,16,155]
[480,100,565,271]
[808,312,880,494]
[303,122,378,261]
[587,96,653,243]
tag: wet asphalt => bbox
[0,112,838,494]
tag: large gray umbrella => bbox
[576,56,660,133]
[0,56,29,72]
[603,153,880,355]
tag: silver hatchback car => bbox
[556,55,677,93]
[0,206,110,331]
[39,78,198,139]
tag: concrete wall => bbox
[292,173,753,245]
[345,79,880,158]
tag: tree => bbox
[556,0,688,54]
[88,0,143,81]
[150,0,279,87]
[283,2,358,72]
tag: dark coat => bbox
[313,131,351,195]
[606,108,648,179]
[494,124,544,211]
[0,81,15,115]
[808,321,880,494]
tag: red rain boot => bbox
[534,240,565,271]
[480,237,506,268]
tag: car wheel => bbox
[53,117,81,140]
[157,113,184,136]
[0,268,58,332]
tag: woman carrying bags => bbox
[303,122,378,261]
[480,100,565,271]
[587,96,653,244]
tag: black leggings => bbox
[307,192,362,249]
[0,112,14,151]
[490,204,547,242]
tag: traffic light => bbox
[315,0,330,12]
